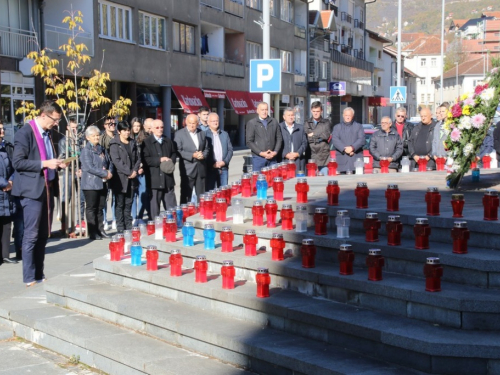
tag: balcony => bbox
[201,55,224,75]
[331,49,374,73]
[45,24,94,56]
[0,26,37,59]
[329,5,338,17]
[341,44,351,54]
[294,25,306,39]
[347,14,352,23]
[225,0,244,17]
[347,37,353,47]
[225,59,244,77]
[294,73,306,86]
[201,0,223,10]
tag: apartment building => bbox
[308,0,374,125]
[1,0,309,146]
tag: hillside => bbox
[366,0,498,39]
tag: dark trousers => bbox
[0,216,12,259]
[252,155,277,173]
[83,189,106,238]
[150,188,177,219]
[21,192,49,283]
[114,185,134,232]
[180,173,205,204]
[13,197,23,258]
[205,168,229,191]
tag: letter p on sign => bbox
[250,59,281,93]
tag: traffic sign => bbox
[390,86,407,103]
[249,59,281,93]
[330,81,346,96]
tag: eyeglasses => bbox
[396,115,405,118]
[46,113,62,123]
[381,122,391,124]
[105,122,116,126]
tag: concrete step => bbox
[183,220,500,289]
[0,287,253,375]
[131,234,500,330]
[0,322,13,341]
[44,273,436,375]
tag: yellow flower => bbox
[462,106,470,115]
[447,112,453,119]
[460,94,468,101]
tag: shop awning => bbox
[172,86,210,113]
[247,92,264,114]
[368,97,390,107]
[203,89,226,99]
[226,90,255,115]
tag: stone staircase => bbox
[43,171,500,374]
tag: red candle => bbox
[220,226,234,253]
[483,155,492,169]
[379,157,390,173]
[327,158,338,176]
[338,244,354,275]
[424,257,443,292]
[451,221,469,254]
[256,267,271,298]
[251,171,259,196]
[417,156,428,172]
[252,201,265,226]
[435,156,446,171]
[109,237,120,261]
[273,177,284,201]
[425,187,441,216]
[301,238,316,268]
[215,198,228,222]
[314,207,328,235]
[194,255,208,283]
[221,260,235,289]
[241,174,252,197]
[451,194,464,218]
[147,220,155,235]
[414,218,431,249]
[287,160,297,179]
[265,199,278,228]
[483,189,499,221]
[366,249,384,281]
[280,203,294,231]
[295,178,309,203]
[243,229,258,256]
[164,218,177,243]
[270,233,286,261]
[385,184,400,212]
[354,182,369,209]
[363,212,381,242]
[132,226,140,242]
[386,215,403,246]
[306,159,317,177]
[327,180,340,206]
[169,249,183,277]
[146,245,159,271]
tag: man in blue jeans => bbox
[245,102,282,172]
[205,113,233,190]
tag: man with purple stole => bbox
[12,100,67,287]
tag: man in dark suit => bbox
[12,100,67,286]
[205,113,233,190]
[245,101,282,172]
[142,119,177,218]
[279,107,307,171]
[174,114,209,204]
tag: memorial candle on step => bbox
[194,255,208,283]
[328,158,338,176]
[272,177,284,201]
[314,207,328,235]
[327,180,340,206]
[355,182,369,209]
[451,221,469,254]
[147,220,155,235]
[306,159,317,177]
[221,260,235,289]
[414,218,431,250]
[424,257,443,292]
[256,174,268,200]
[243,229,258,256]
[232,198,245,224]
[366,249,384,281]
[256,267,270,298]
[203,224,216,250]
[385,184,400,212]
[241,173,252,197]
[252,200,264,226]
[295,205,308,233]
[483,189,499,221]
[215,198,228,222]
[116,233,125,258]
[165,218,177,243]
[130,242,142,266]
[109,236,120,261]
[287,159,296,179]
[338,244,354,275]
[295,178,309,203]
[425,187,441,216]
[363,212,381,242]
[265,199,278,228]
[301,239,316,268]
[386,215,403,246]
[132,226,141,242]
[155,216,163,240]
[169,249,183,277]
[123,230,132,254]
[220,226,234,253]
[280,203,294,231]
[336,210,350,239]
[451,194,464,218]
[146,245,158,271]
[270,233,285,261]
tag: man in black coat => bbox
[393,107,413,157]
[174,114,209,204]
[142,119,177,218]
[304,101,332,173]
[12,100,67,286]
[279,107,307,171]
[408,108,437,170]
[245,102,282,172]
[369,117,403,172]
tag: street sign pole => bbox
[263,0,270,109]
[397,0,402,109]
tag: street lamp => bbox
[455,62,459,100]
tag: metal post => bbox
[263,0,270,108]
[455,62,459,99]
[162,86,172,139]
[440,0,445,104]
[396,0,402,109]
[64,130,69,237]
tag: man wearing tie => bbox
[174,114,209,204]
[12,100,67,286]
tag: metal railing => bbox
[359,21,365,29]
[225,0,244,17]
[0,26,37,59]
[294,73,306,86]
[45,24,94,56]
[294,25,306,39]
[201,0,223,10]
[225,59,244,77]
[331,48,374,73]
[201,55,224,75]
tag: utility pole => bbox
[397,0,402,108]
[262,0,271,108]
[440,0,445,104]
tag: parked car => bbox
[362,124,375,130]
[363,128,376,150]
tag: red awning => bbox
[368,97,390,107]
[203,89,226,99]
[226,90,254,115]
[247,93,263,114]
[172,86,210,113]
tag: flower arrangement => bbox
[443,65,500,188]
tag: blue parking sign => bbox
[250,59,281,93]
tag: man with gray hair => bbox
[279,107,307,171]
[393,107,413,157]
[330,107,365,173]
[205,113,233,190]
[369,116,403,173]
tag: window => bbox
[247,42,262,64]
[173,22,195,54]
[270,0,279,17]
[280,0,294,23]
[139,12,166,50]
[271,47,280,59]
[378,50,381,59]
[360,9,364,22]
[421,58,426,67]
[98,1,132,42]
[377,76,381,86]
[281,50,292,73]
[427,94,431,102]
[246,0,262,10]
[313,59,319,80]
[421,78,426,85]
[321,61,328,79]
[421,94,424,102]
[431,58,437,67]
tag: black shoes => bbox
[89,235,103,241]
[99,231,110,238]
[3,258,18,264]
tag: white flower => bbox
[459,116,472,130]
[463,143,474,156]
[452,162,460,171]
[480,88,495,103]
